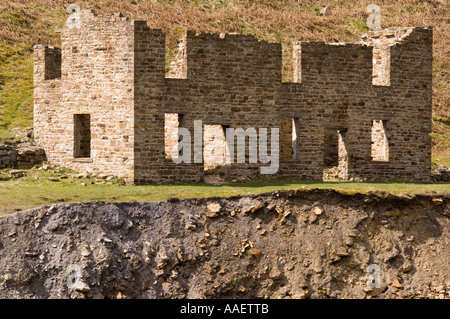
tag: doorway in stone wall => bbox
[73,114,91,158]
[322,128,348,181]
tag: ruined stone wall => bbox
[278,27,432,182]
[0,144,17,169]
[354,27,432,180]
[132,22,201,184]
[133,30,282,183]
[34,10,432,183]
[278,41,374,180]
[0,142,46,169]
[34,10,135,182]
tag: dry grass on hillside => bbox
[1,0,448,117]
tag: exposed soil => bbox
[0,189,448,299]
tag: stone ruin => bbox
[0,138,46,171]
[33,10,432,184]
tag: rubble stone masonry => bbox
[34,10,432,183]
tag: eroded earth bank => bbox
[0,189,448,299]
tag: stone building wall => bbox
[356,27,432,180]
[34,10,432,183]
[34,10,135,182]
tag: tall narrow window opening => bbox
[203,124,231,172]
[281,118,299,160]
[323,128,348,181]
[371,120,389,162]
[164,113,184,159]
[292,118,300,160]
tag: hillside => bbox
[0,0,449,165]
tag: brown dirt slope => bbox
[0,189,448,299]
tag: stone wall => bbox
[34,10,135,182]
[34,10,433,183]
[0,144,17,169]
[0,142,46,169]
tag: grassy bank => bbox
[0,167,448,216]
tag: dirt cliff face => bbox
[0,189,448,299]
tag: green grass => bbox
[431,115,450,169]
[0,41,34,140]
[346,18,369,34]
[0,168,448,216]
[432,154,450,170]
